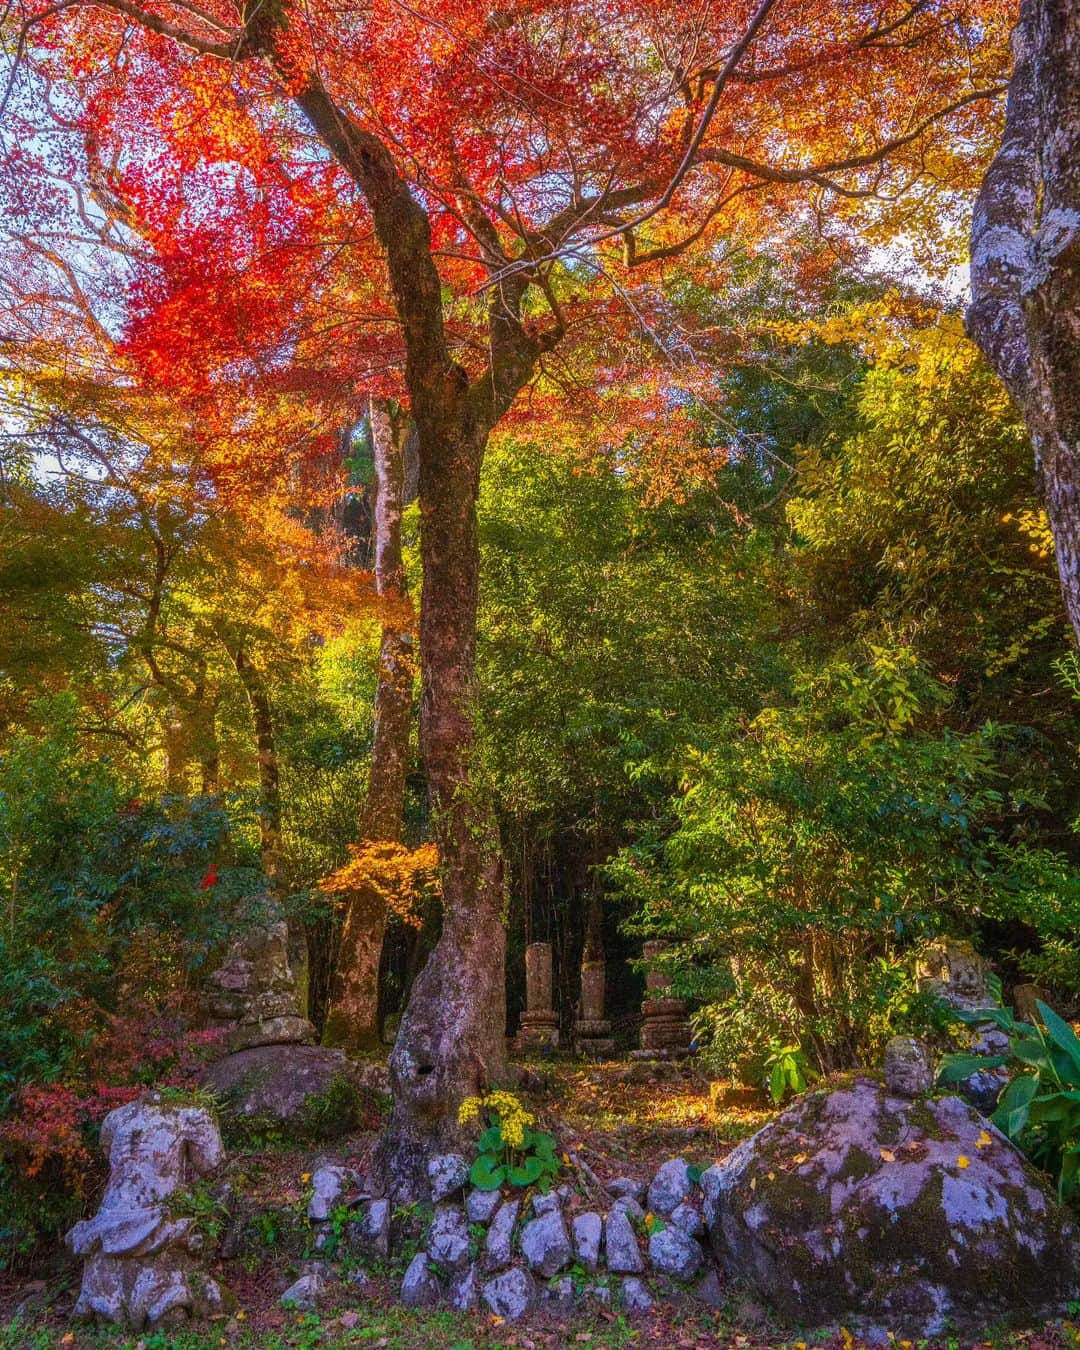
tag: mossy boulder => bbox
[703,1077,1078,1337]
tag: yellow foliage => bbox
[457,1089,535,1148]
[318,840,439,928]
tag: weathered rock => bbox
[481,1267,536,1321]
[428,1204,471,1273]
[583,1281,612,1305]
[546,1275,576,1309]
[449,1263,480,1312]
[1014,983,1050,1022]
[573,1212,603,1271]
[427,1153,469,1203]
[351,1198,390,1259]
[613,1195,645,1221]
[466,1188,503,1224]
[307,1163,355,1221]
[608,1176,645,1202]
[200,1043,376,1129]
[649,1224,704,1280]
[621,1277,654,1313]
[516,941,560,1050]
[917,938,991,1011]
[604,1207,644,1274]
[401,1253,442,1308]
[67,1096,230,1329]
[704,1076,1080,1335]
[647,1158,692,1216]
[694,1268,724,1308]
[520,1209,572,1277]
[957,1065,1010,1116]
[483,1199,520,1272]
[883,1036,934,1098]
[532,1191,561,1217]
[280,1269,326,1312]
[670,1202,704,1238]
[204,907,315,1051]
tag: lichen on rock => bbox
[704,1076,1079,1336]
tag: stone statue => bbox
[67,1094,232,1328]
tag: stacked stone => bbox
[916,937,1009,1113]
[515,942,560,1051]
[204,899,315,1052]
[632,940,692,1060]
[397,1153,715,1321]
[278,1161,391,1311]
[574,958,615,1058]
[67,1096,232,1329]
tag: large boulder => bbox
[704,1077,1079,1336]
[200,1043,382,1130]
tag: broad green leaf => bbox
[470,1154,508,1191]
[508,1155,545,1187]
[1035,1001,1080,1077]
[937,1053,1004,1084]
[477,1125,503,1153]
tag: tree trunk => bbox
[967,0,1080,640]
[229,648,284,890]
[324,400,415,1053]
[376,408,508,1201]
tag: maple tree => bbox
[2,0,1016,1193]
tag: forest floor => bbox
[2,1063,1077,1350]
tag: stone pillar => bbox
[632,940,692,1060]
[515,942,559,1050]
[574,957,614,1057]
[204,897,315,1052]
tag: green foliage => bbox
[0,696,255,1102]
[469,1118,560,1192]
[941,1000,1080,1200]
[461,1092,561,1191]
[764,1042,813,1105]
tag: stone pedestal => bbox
[204,899,315,1052]
[632,941,692,1060]
[516,942,559,1051]
[574,959,615,1057]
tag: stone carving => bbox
[633,940,692,1059]
[515,942,559,1050]
[67,1095,231,1329]
[204,899,315,1052]
[917,938,990,1012]
[883,1035,934,1097]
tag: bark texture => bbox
[967,0,1080,640]
[227,646,283,890]
[290,74,554,1196]
[323,400,414,1053]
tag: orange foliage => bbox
[318,841,441,929]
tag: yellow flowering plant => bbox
[457,1090,560,1191]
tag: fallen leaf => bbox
[879,1148,896,1163]
[975,1130,992,1150]
[957,1155,971,1169]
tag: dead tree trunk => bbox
[323,400,415,1053]
[967,0,1080,640]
